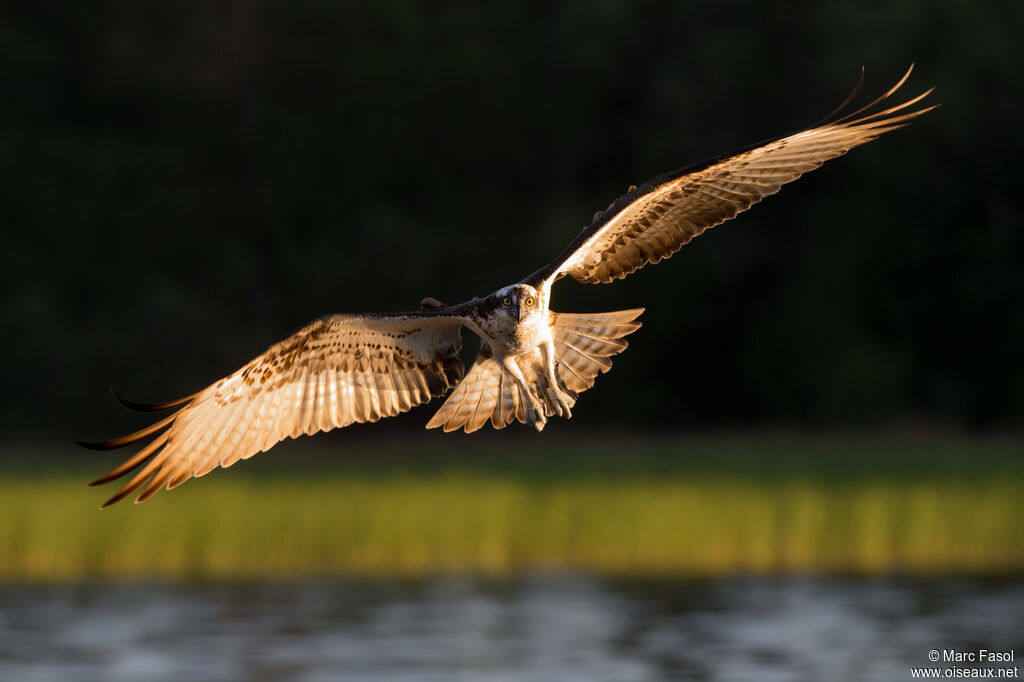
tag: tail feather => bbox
[426,345,529,433]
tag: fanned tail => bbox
[425,345,533,433]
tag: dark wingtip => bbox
[811,65,866,128]
[109,387,193,413]
[99,490,131,509]
[89,472,123,489]
[77,407,181,455]
[76,439,123,452]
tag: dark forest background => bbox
[3,1,1021,440]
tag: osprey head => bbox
[493,283,541,321]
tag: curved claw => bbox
[555,390,574,419]
[514,381,547,430]
[523,397,547,431]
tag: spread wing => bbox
[80,313,464,507]
[526,65,936,288]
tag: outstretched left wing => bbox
[526,65,936,288]
[80,313,464,507]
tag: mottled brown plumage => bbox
[81,66,935,506]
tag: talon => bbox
[557,392,573,419]
[544,385,574,418]
[529,406,547,430]
[523,390,549,428]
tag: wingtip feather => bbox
[76,439,115,452]
[77,407,184,454]
[99,489,132,509]
[110,387,194,413]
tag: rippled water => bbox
[1,575,1021,681]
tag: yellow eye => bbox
[502,297,511,306]
[525,297,535,307]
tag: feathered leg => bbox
[539,336,575,418]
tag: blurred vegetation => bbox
[3,436,1023,578]
[1,1,1022,438]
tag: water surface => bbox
[1,575,1021,681]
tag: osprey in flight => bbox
[82,67,935,507]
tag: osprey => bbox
[81,67,935,507]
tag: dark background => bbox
[3,1,1020,440]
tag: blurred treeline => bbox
[2,1,1021,438]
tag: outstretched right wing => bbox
[80,313,464,507]
[526,65,936,288]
